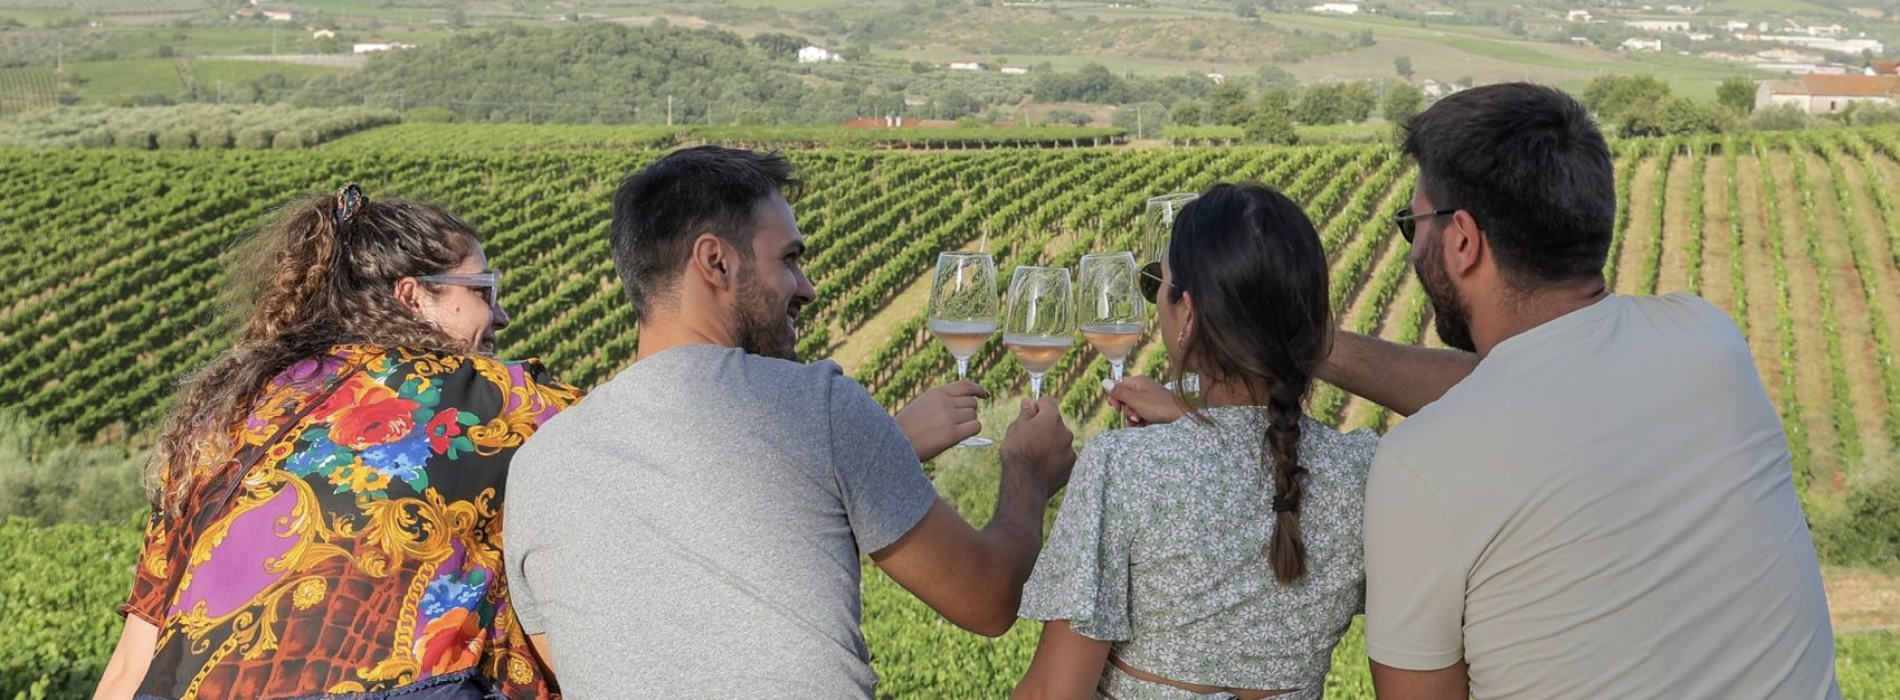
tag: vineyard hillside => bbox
[3,133,1900,697]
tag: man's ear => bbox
[689,233,735,291]
[1446,211,1486,278]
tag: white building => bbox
[1760,35,1884,55]
[949,61,987,71]
[1724,20,1751,31]
[1567,10,1592,22]
[1000,66,1029,75]
[796,46,842,63]
[262,9,296,21]
[1687,32,1713,41]
[312,29,337,39]
[1663,5,1700,14]
[1621,37,1664,51]
[353,39,407,53]
[1627,20,1691,32]
[1758,74,1900,113]
[1206,72,1227,84]
[1310,3,1361,14]
[1807,24,1847,37]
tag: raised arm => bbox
[1320,331,1477,417]
[872,397,1076,636]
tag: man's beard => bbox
[733,272,799,361]
[1417,237,1477,353]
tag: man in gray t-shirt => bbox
[504,146,1077,699]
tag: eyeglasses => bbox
[1139,260,1177,303]
[1393,207,1457,244]
[416,272,500,306]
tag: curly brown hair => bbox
[146,189,479,517]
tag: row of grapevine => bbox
[3,131,1900,452]
[320,123,1129,153]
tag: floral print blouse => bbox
[121,345,582,700]
[1019,407,1379,699]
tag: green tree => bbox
[1245,90,1298,145]
[1210,81,1253,126]
[1717,76,1757,114]
[1340,81,1378,122]
[1236,0,1258,18]
[1295,83,1348,124]
[1394,55,1413,79]
[1170,97,1205,126]
[1582,73,1672,123]
[1112,101,1169,139]
[1382,81,1424,124]
[1654,96,1726,135]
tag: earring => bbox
[1176,327,1187,344]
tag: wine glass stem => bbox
[1111,362,1124,382]
[1030,373,1044,399]
[956,357,970,380]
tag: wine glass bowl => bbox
[1076,252,1144,381]
[1002,266,1075,400]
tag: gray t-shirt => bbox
[504,344,938,699]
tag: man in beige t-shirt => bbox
[1325,84,1839,700]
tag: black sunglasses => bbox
[1393,206,1457,244]
[1139,260,1173,303]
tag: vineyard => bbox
[0,105,401,149]
[2,130,1899,697]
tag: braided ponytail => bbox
[1265,376,1309,585]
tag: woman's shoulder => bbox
[1297,416,1379,481]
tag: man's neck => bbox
[1474,278,1611,357]
[633,313,733,363]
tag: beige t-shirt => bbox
[1364,293,1840,700]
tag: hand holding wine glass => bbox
[1003,266,1075,400]
[929,252,1000,447]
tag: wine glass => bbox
[1141,192,1200,296]
[929,252,1000,448]
[1076,252,1144,382]
[1003,266,1075,400]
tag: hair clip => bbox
[334,183,368,230]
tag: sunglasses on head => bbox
[1393,206,1457,244]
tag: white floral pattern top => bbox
[1020,407,1378,696]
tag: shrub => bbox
[155,130,195,150]
[196,129,235,149]
[0,411,146,526]
[405,106,459,123]
[235,128,274,150]
[111,131,154,150]
[1749,104,1811,131]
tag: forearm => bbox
[979,455,1057,610]
[1321,331,1477,416]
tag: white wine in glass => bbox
[1076,251,1145,381]
[1003,266,1075,399]
[929,252,1000,448]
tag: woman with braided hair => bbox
[93,185,580,700]
[1012,183,1377,700]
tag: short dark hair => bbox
[1401,82,1614,289]
[609,146,799,320]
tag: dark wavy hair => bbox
[1166,183,1332,584]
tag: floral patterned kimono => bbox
[121,345,582,700]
